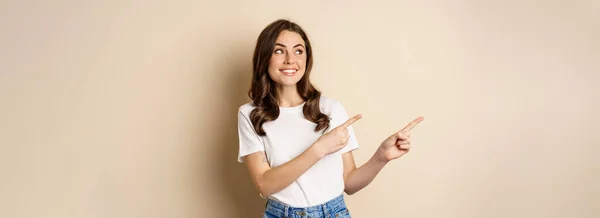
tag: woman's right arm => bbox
[243,145,323,197]
[243,114,362,197]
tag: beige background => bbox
[1,0,599,217]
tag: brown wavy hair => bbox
[248,19,330,136]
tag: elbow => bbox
[253,174,273,198]
[257,182,273,198]
[259,190,271,198]
[343,177,357,195]
[343,187,357,195]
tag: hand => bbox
[377,116,424,162]
[312,114,363,158]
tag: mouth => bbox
[279,69,298,76]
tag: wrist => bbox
[373,147,389,165]
[309,142,325,159]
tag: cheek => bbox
[267,68,278,80]
[268,57,279,72]
[269,55,279,64]
[299,63,306,72]
[299,56,307,68]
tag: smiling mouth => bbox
[280,69,297,76]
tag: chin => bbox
[279,80,300,87]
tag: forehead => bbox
[275,30,305,46]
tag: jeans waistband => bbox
[265,194,346,217]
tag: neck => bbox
[276,85,304,107]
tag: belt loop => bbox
[322,203,329,217]
[284,205,289,218]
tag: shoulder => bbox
[238,102,257,118]
[319,95,344,114]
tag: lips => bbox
[279,69,297,76]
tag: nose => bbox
[283,53,293,64]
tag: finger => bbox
[400,144,410,149]
[401,116,424,132]
[340,114,363,129]
[396,139,411,146]
[341,137,349,146]
[338,129,348,140]
[395,132,409,140]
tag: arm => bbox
[243,146,322,197]
[342,116,425,195]
[244,114,363,197]
[342,151,388,195]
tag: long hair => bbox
[248,19,330,136]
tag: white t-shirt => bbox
[236,96,360,207]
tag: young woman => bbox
[237,19,424,218]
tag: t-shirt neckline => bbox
[279,101,306,112]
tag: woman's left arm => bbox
[343,116,424,195]
[342,151,388,195]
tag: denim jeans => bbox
[263,194,351,218]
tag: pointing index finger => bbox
[340,114,363,129]
[401,116,424,132]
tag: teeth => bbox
[282,70,296,73]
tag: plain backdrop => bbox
[1,0,599,217]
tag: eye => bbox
[295,50,304,55]
[274,49,283,54]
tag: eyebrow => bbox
[275,43,305,48]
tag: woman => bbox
[237,19,424,218]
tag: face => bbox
[268,30,307,87]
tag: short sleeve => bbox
[237,109,265,163]
[328,102,360,153]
